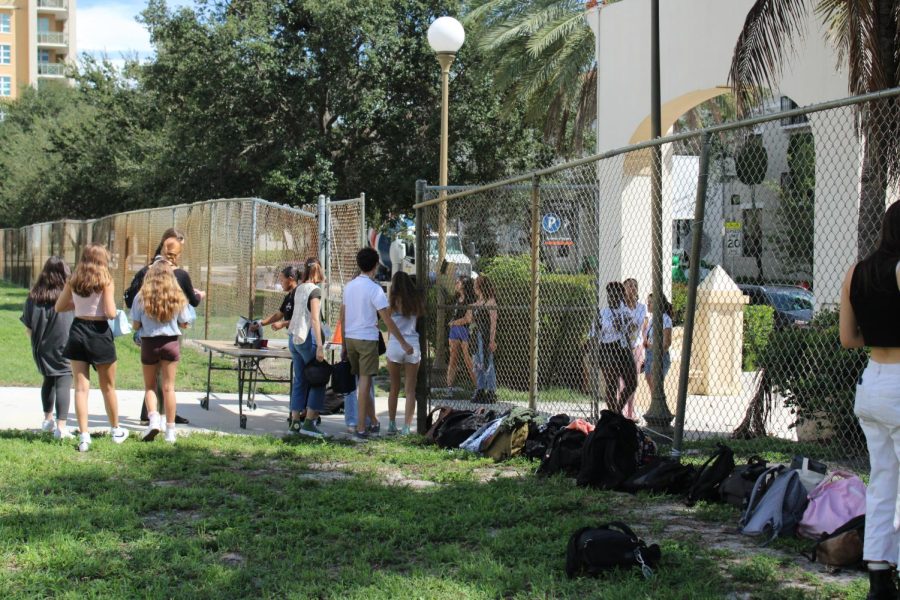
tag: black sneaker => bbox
[174,414,190,425]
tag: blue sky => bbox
[76,0,194,61]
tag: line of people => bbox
[445,274,498,403]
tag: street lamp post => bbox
[427,16,465,268]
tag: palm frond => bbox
[728,0,810,114]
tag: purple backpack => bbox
[797,471,866,540]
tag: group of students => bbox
[254,247,424,438]
[21,228,204,451]
[587,278,674,421]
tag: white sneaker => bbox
[41,419,55,433]
[110,427,129,444]
[78,433,91,452]
[164,428,177,444]
[54,427,74,440]
[140,415,161,442]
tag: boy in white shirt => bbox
[340,248,413,438]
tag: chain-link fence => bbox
[415,88,900,458]
[1,196,365,347]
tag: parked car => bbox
[738,284,814,329]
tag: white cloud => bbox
[76,5,153,56]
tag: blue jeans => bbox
[344,375,375,429]
[473,331,496,391]
[288,332,325,414]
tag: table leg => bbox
[247,358,259,411]
[202,350,212,410]
[238,358,247,429]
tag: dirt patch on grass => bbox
[141,509,203,530]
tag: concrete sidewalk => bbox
[0,386,414,439]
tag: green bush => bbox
[671,282,688,325]
[742,305,774,371]
[758,308,867,450]
[480,255,595,391]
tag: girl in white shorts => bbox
[386,272,423,435]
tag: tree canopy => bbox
[0,0,552,227]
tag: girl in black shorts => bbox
[132,260,194,444]
[55,244,127,452]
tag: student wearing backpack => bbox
[385,272,423,435]
[21,257,74,438]
[132,260,194,443]
[840,201,900,599]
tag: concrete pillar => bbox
[690,266,747,396]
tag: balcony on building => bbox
[36,31,68,48]
[37,0,69,19]
[37,62,66,78]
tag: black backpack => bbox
[620,457,696,495]
[434,409,495,449]
[536,428,587,477]
[685,443,735,506]
[524,414,571,461]
[565,522,662,579]
[576,410,639,489]
[719,456,768,509]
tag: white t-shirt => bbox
[626,302,647,348]
[342,275,388,341]
[599,306,630,348]
[646,313,673,345]
[389,312,418,343]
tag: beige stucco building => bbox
[0,0,77,100]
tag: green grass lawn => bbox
[0,431,866,599]
[0,281,288,394]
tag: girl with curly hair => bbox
[132,259,194,443]
[55,244,127,452]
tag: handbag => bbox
[330,359,356,394]
[108,309,132,338]
[797,471,866,540]
[377,332,386,355]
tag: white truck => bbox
[370,217,474,283]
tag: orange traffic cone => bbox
[331,320,343,345]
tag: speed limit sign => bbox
[724,222,743,258]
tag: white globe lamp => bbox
[427,16,465,55]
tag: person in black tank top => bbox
[840,201,900,598]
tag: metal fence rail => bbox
[1,196,365,348]
[414,87,900,458]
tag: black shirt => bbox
[280,291,295,321]
[124,266,201,309]
[850,258,900,347]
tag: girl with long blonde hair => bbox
[132,259,193,443]
[55,244,127,452]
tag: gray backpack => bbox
[739,466,809,542]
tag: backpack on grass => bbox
[808,515,865,569]
[525,414,571,460]
[565,522,661,579]
[576,410,639,489]
[620,457,696,495]
[740,467,809,542]
[537,429,587,477]
[434,409,496,449]
[685,443,735,506]
[719,456,769,509]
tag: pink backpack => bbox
[797,471,866,540]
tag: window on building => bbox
[780,96,809,127]
[0,76,11,97]
[0,14,11,34]
[0,44,10,65]
[39,50,50,64]
[38,18,50,33]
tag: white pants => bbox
[855,360,900,565]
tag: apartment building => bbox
[0,0,77,100]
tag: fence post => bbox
[414,180,429,433]
[528,175,542,411]
[248,200,258,319]
[318,194,328,319]
[672,132,712,458]
[358,193,366,248]
[204,203,214,340]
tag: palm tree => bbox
[728,0,900,259]
[464,0,604,156]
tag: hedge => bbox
[742,305,774,371]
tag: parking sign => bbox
[542,213,561,234]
